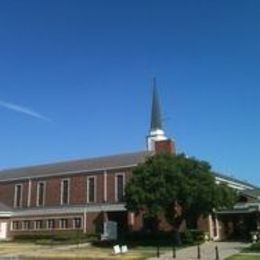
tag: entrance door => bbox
[0,222,8,239]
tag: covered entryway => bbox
[217,206,259,241]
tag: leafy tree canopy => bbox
[125,153,236,229]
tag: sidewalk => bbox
[149,241,250,260]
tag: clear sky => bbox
[0,1,260,185]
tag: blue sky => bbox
[0,1,260,185]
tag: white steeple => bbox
[147,78,167,151]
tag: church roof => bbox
[0,151,151,182]
[0,150,256,191]
[240,188,260,200]
[0,202,12,212]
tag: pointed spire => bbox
[147,78,167,151]
[150,78,163,131]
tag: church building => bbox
[0,82,257,240]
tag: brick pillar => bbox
[127,212,135,230]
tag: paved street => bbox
[149,241,251,260]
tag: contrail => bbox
[0,100,50,121]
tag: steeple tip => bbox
[147,78,167,151]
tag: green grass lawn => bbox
[0,241,163,259]
[226,255,260,260]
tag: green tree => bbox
[125,153,236,232]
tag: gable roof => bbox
[0,151,151,182]
[214,172,257,189]
[240,188,260,200]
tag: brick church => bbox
[0,83,257,240]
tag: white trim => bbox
[0,221,8,239]
[27,179,32,207]
[87,176,96,203]
[60,178,70,205]
[83,210,87,233]
[147,129,167,151]
[215,176,253,191]
[36,181,46,207]
[209,214,220,241]
[115,173,125,202]
[14,184,23,208]
[0,212,12,217]
[13,203,126,217]
[104,171,107,202]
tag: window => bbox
[36,181,46,207]
[87,176,96,203]
[60,179,70,205]
[73,218,82,229]
[23,220,30,230]
[60,218,69,229]
[47,219,55,229]
[12,221,19,230]
[14,184,23,208]
[35,220,43,230]
[115,174,125,202]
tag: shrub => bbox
[180,230,193,244]
[190,229,205,243]
[13,232,99,245]
[246,242,260,252]
[180,230,205,245]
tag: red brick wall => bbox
[0,180,28,208]
[70,175,86,204]
[197,215,210,234]
[0,167,135,209]
[44,177,61,206]
[155,139,176,154]
[96,173,104,203]
[86,212,101,233]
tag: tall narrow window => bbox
[60,218,68,229]
[14,184,23,208]
[12,221,20,230]
[115,174,125,202]
[73,218,82,229]
[23,220,30,230]
[87,176,96,203]
[60,179,70,205]
[36,181,45,207]
[47,219,55,230]
[35,220,43,230]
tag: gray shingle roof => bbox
[0,202,12,212]
[0,151,151,182]
[241,188,260,200]
[0,151,256,191]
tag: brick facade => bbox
[0,140,219,240]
